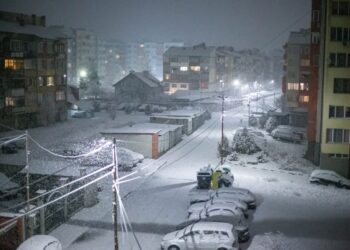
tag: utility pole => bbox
[248,98,251,127]
[112,138,119,250]
[25,130,30,238]
[221,84,225,165]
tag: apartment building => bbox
[318,0,350,177]
[306,0,322,163]
[282,29,311,127]
[163,43,235,93]
[0,11,68,129]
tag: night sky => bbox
[0,0,311,50]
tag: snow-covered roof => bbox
[113,71,161,88]
[0,150,26,166]
[101,127,162,135]
[0,20,68,40]
[131,123,182,135]
[20,159,82,177]
[158,109,206,118]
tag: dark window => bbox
[329,105,335,118]
[329,53,336,66]
[337,53,346,66]
[345,130,350,143]
[346,107,350,117]
[334,78,350,93]
[337,27,343,41]
[326,129,333,142]
[334,129,343,142]
[344,28,349,41]
[339,1,349,15]
[332,1,339,15]
[335,106,344,117]
[331,27,337,41]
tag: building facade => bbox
[0,11,68,129]
[163,43,235,93]
[282,29,311,127]
[306,0,322,163]
[318,0,350,177]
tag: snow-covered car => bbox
[117,147,144,169]
[161,221,239,250]
[178,215,249,242]
[17,235,62,250]
[188,198,248,217]
[189,204,245,221]
[190,188,256,209]
[271,126,302,143]
[70,110,94,118]
[309,169,350,189]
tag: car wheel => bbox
[218,248,227,250]
[168,246,180,250]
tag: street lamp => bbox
[79,69,87,78]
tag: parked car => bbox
[161,221,239,250]
[190,188,256,209]
[17,235,62,250]
[188,198,248,217]
[309,169,350,189]
[271,126,303,143]
[188,204,245,221]
[180,212,249,242]
[71,110,94,118]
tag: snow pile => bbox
[232,127,261,154]
[248,233,291,250]
[17,235,62,250]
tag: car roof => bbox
[190,221,233,231]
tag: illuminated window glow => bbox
[190,66,201,72]
[4,59,24,70]
[180,66,188,71]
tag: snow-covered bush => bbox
[232,127,261,154]
[265,116,277,133]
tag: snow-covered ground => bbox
[45,95,350,250]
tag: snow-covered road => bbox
[51,97,350,250]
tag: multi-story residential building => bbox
[74,28,97,83]
[122,41,184,81]
[306,0,322,163]
[163,43,235,93]
[317,0,350,177]
[282,29,311,127]
[0,11,68,129]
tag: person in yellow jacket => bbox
[211,169,222,189]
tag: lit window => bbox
[56,91,65,101]
[299,95,309,103]
[165,74,170,80]
[5,97,15,107]
[287,83,299,90]
[180,66,188,71]
[47,76,54,86]
[4,59,24,70]
[38,77,44,86]
[190,66,201,72]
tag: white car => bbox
[17,235,62,250]
[188,198,248,217]
[271,126,302,143]
[161,221,239,250]
[309,169,350,189]
[190,188,256,209]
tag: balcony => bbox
[11,105,38,114]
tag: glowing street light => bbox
[79,69,87,78]
[233,79,240,87]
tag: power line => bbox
[261,10,311,50]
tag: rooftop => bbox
[114,71,161,88]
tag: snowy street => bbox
[50,97,350,250]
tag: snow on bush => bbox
[232,127,261,154]
[264,116,277,133]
